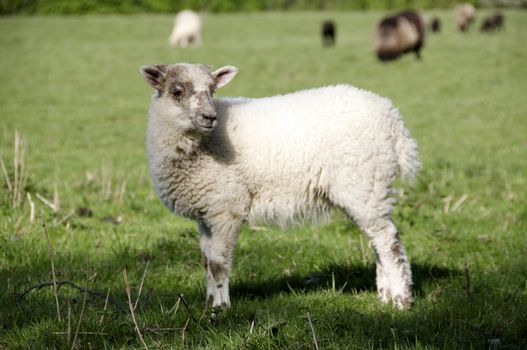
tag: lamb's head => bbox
[140,63,238,134]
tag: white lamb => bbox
[139,63,420,311]
[168,10,202,48]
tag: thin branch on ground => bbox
[307,311,319,350]
[123,268,149,350]
[176,293,197,324]
[43,221,61,322]
[15,280,123,311]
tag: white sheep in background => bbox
[454,3,476,32]
[139,63,420,311]
[168,10,202,48]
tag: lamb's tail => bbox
[392,108,421,181]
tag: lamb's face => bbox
[140,63,238,135]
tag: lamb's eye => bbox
[171,87,183,97]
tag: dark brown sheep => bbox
[322,20,336,47]
[374,10,426,62]
[480,13,504,32]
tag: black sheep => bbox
[430,17,441,33]
[322,20,336,47]
[480,13,505,32]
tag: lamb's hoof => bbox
[209,304,229,325]
[210,310,221,325]
[392,295,412,310]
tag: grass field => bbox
[1,10,526,349]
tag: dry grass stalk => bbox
[100,164,128,203]
[13,131,27,208]
[167,296,181,316]
[98,288,111,326]
[26,193,35,224]
[67,299,72,344]
[442,194,453,214]
[36,193,58,212]
[71,284,89,350]
[307,312,319,350]
[134,261,150,311]
[54,332,108,336]
[13,131,20,206]
[0,131,27,207]
[452,194,469,212]
[0,153,12,191]
[53,184,60,212]
[55,210,74,227]
[43,221,61,322]
[101,164,112,200]
[123,268,149,350]
[116,180,127,203]
[181,316,190,346]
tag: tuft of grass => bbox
[1,10,527,349]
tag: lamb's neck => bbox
[147,116,202,162]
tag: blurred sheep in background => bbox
[430,17,441,33]
[169,10,202,48]
[321,20,336,47]
[480,12,505,32]
[454,3,476,32]
[374,10,426,62]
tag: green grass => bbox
[1,10,526,349]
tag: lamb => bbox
[374,10,426,62]
[139,63,420,311]
[454,3,476,32]
[321,20,336,47]
[168,10,202,48]
[480,13,504,32]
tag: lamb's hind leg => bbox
[198,218,241,310]
[330,176,413,309]
[363,217,412,309]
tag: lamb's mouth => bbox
[195,121,216,133]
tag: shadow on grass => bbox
[231,262,456,299]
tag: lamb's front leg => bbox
[198,219,240,310]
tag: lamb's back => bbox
[215,85,395,172]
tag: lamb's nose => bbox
[202,113,216,122]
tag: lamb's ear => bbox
[212,66,238,88]
[140,64,167,91]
